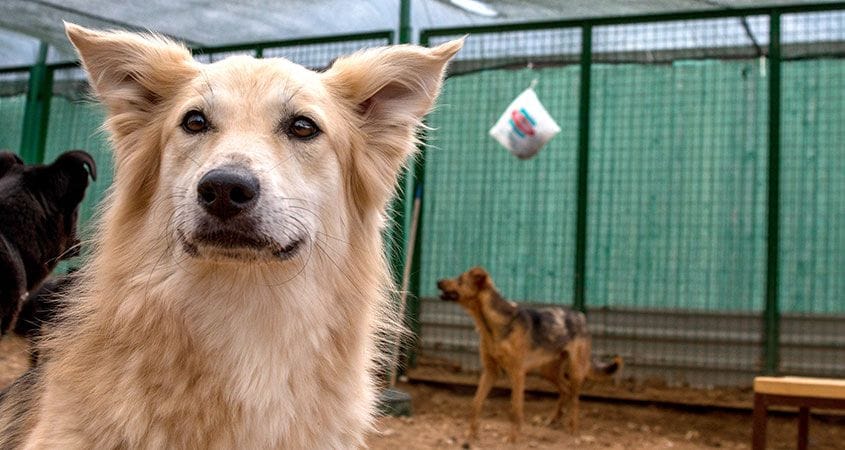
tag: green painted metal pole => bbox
[20,42,52,164]
[572,24,592,313]
[763,12,781,375]
[399,0,412,44]
[390,0,414,289]
[397,4,427,369]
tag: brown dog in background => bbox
[437,267,622,442]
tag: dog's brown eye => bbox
[181,110,209,134]
[288,117,320,140]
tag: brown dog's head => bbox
[65,23,462,268]
[437,267,494,308]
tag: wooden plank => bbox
[754,376,845,400]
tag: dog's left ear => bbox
[323,38,463,210]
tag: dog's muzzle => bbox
[437,280,458,301]
[181,165,305,261]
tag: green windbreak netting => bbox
[263,37,393,68]
[586,59,769,312]
[0,70,29,153]
[780,11,845,314]
[43,67,110,271]
[586,17,771,314]
[420,29,582,303]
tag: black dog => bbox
[14,270,78,340]
[0,150,96,334]
[0,152,23,178]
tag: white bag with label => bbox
[489,87,561,160]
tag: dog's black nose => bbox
[197,168,260,220]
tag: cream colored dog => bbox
[0,23,460,448]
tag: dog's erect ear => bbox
[64,23,197,121]
[468,267,489,289]
[0,151,23,178]
[56,150,97,181]
[323,38,463,210]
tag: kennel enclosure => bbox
[0,1,843,389]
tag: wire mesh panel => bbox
[0,70,29,152]
[418,28,581,371]
[43,67,111,271]
[779,10,845,377]
[587,17,770,387]
[194,49,258,63]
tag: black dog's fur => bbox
[14,270,78,340]
[0,150,95,334]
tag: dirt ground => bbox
[367,382,845,449]
[3,337,843,449]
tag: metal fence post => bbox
[20,42,52,164]
[573,24,592,313]
[400,29,430,369]
[387,0,419,369]
[763,11,781,375]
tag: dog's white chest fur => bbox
[27,272,375,449]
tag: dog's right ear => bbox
[0,151,23,178]
[57,150,97,182]
[469,267,490,289]
[64,23,197,126]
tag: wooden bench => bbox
[753,376,845,450]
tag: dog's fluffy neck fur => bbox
[32,197,387,448]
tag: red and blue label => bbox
[509,107,537,138]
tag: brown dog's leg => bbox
[566,344,591,432]
[539,360,568,426]
[469,361,498,439]
[567,374,583,432]
[504,366,526,443]
[550,376,570,425]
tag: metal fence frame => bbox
[409,2,845,377]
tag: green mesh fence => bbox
[415,6,845,386]
[44,68,112,235]
[587,19,770,313]
[0,70,29,153]
[422,29,581,303]
[779,10,845,378]
[779,11,845,315]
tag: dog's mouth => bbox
[177,227,305,262]
[439,290,459,301]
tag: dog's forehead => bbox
[196,56,324,99]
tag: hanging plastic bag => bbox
[489,86,561,160]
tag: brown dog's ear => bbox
[468,267,489,289]
[323,38,463,210]
[64,23,197,126]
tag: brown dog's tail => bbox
[590,355,624,378]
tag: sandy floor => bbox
[366,382,845,450]
[3,336,843,449]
